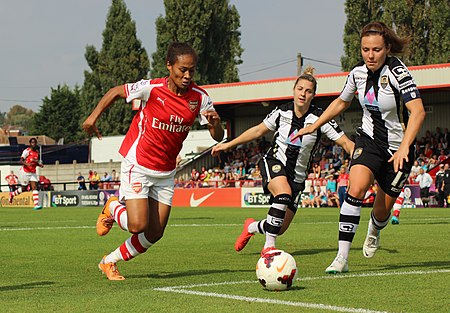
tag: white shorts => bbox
[119,158,175,206]
[19,168,39,186]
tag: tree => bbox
[80,0,149,136]
[151,0,243,85]
[342,0,450,71]
[0,111,6,127]
[30,85,83,143]
[4,105,34,131]
[382,0,450,66]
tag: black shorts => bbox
[350,134,414,197]
[259,157,304,213]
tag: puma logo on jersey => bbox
[157,97,167,106]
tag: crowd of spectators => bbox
[176,127,450,208]
[76,170,120,190]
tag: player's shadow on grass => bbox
[379,260,450,271]
[290,247,400,257]
[129,269,253,279]
[0,281,54,292]
[404,221,450,225]
[170,217,214,221]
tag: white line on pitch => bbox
[154,288,388,313]
[1,217,448,231]
[154,269,450,312]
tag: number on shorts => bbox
[391,171,409,190]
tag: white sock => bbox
[248,221,258,233]
[264,234,276,249]
[110,200,128,231]
[337,241,351,259]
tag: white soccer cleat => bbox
[363,234,380,258]
[325,255,348,274]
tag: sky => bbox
[0,0,346,113]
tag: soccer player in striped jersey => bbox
[83,42,224,280]
[295,22,426,273]
[211,67,354,256]
[9,137,44,210]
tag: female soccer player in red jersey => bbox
[9,137,44,210]
[83,42,224,280]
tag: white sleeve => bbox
[320,119,344,141]
[198,94,215,125]
[262,107,280,132]
[339,70,357,102]
[124,79,158,103]
[21,149,29,159]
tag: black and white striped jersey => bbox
[263,102,343,183]
[340,56,421,152]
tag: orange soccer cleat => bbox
[234,218,256,252]
[96,196,118,236]
[98,256,125,281]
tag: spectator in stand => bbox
[90,171,100,190]
[438,149,447,163]
[301,186,317,208]
[190,168,200,187]
[324,163,336,179]
[427,156,437,171]
[410,160,421,179]
[435,164,445,207]
[88,170,94,190]
[5,171,19,192]
[419,160,428,171]
[223,162,231,175]
[415,168,433,207]
[441,164,450,207]
[111,169,120,181]
[101,172,113,189]
[249,164,262,186]
[315,185,327,207]
[423,143,434,159]
[325,174,337,193]
[319,156,328,172]
[336,166,349,207]
[312,162,321,179]
[224,171,234,187]
[326,189,340,208]
[439,137,447,151]
[77,172,87,190]
[209,169,223,188]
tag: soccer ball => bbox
[256,249,297,291]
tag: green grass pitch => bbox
[0,206,449,312]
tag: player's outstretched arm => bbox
[294,97,351,139]
[82,85,126,139]
[211,122,270,157]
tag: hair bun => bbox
[303,66,315,76]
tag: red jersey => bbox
[21,147,40,173]
[121,78,214,172]
[337,173,349,187]
[5,174,18,185]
